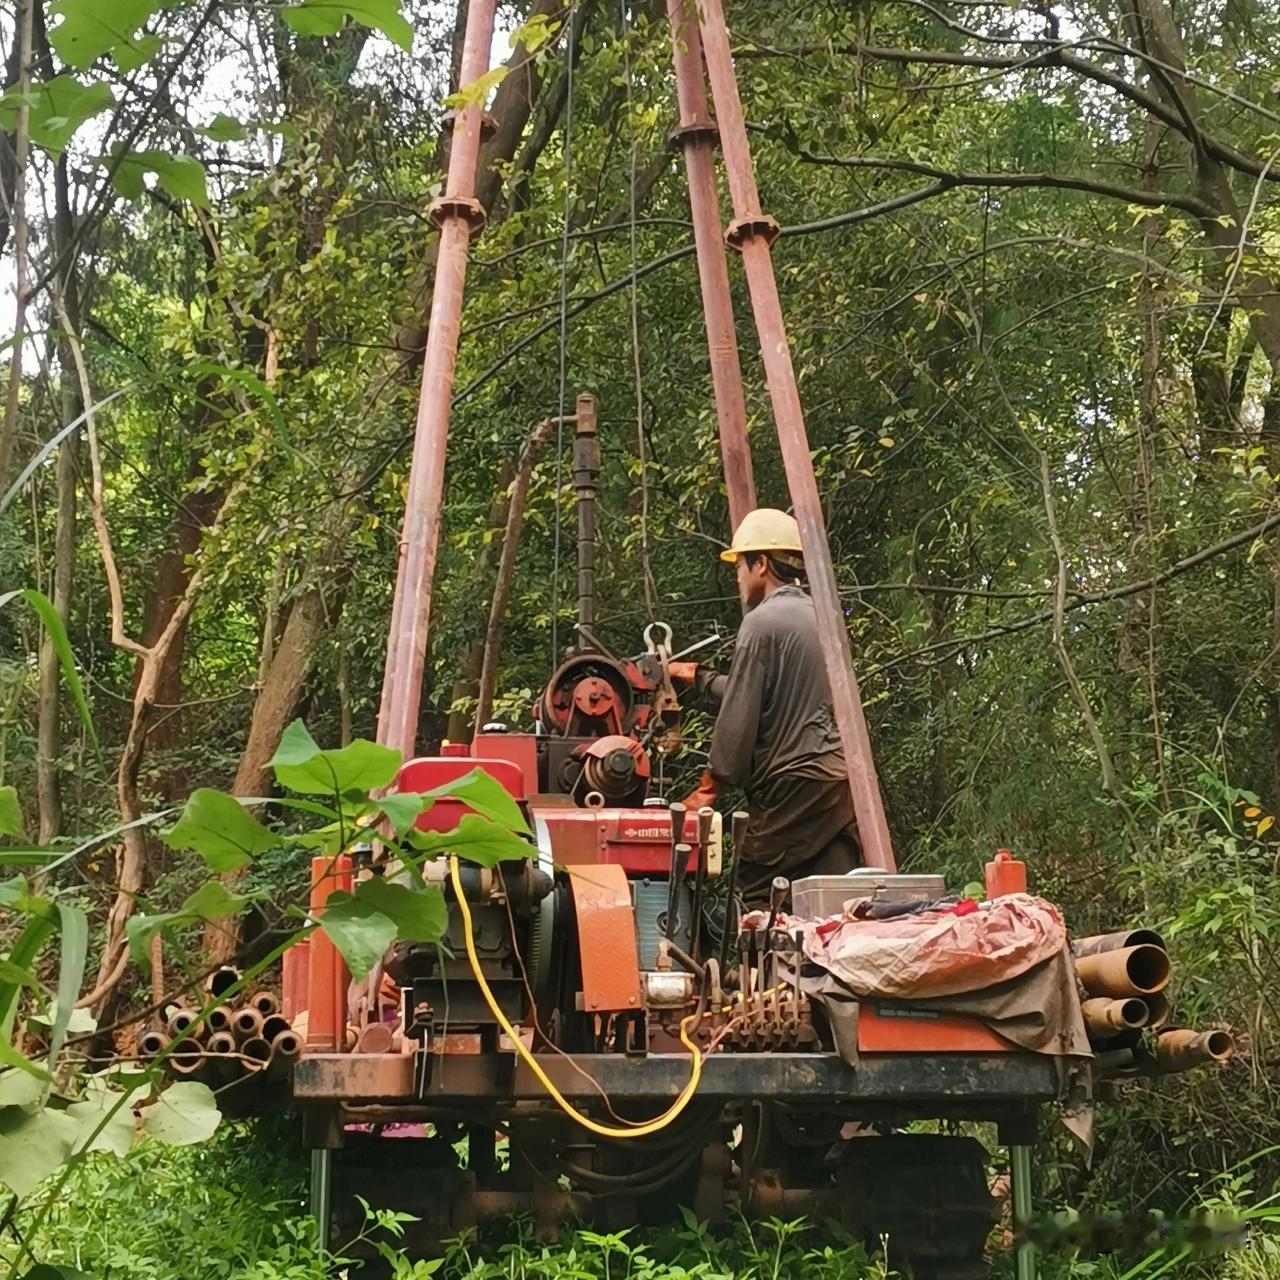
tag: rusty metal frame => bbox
[566,863,643,1014]
[681,0,897,871]
[376,0,499,758]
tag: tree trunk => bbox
[36,158,81,843]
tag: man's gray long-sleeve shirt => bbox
[706,585,847,796]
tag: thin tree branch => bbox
[793,149,1215,218]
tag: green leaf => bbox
[10,589,98,753]
[0,77,115,155]
[0,1070,44,1107]
[0,909,56,1042]
[67,1078,136,1157]
[124,911,183,967]
[198,112,247,142]
[444,65,508,111]
[0,1038,53,1085]
[429,768,530,835]
[23,1265,93,1279]
[162,788,280,872]
[407,814,531,868]
[0,787,25,841]
[0,1106,80,1196]
[354,878,446,943]
[181,880,254,921]
[320,892,397,981]
[47,0,166,69]
[281,0,413,51]
[105,149,209,208]
[375,792,427,837]
[139,1081,220,1146]
[269,721,401,797]
[48,903,88,1066]
[113,31,162,72]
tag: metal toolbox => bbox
[792,870,947,920]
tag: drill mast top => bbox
[374,0,896,873]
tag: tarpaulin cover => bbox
[790,893,1068,1000]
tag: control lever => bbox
[663,802,687,941]
[691,806,713,963]
[718,810,749,978]
[764,875,789,989]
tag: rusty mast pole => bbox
[376,0,498,758]
[692,0,896,871]
[666,0,756,530]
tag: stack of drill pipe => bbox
[1073,929,1234,1076]
[153,982,304,1085]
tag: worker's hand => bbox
[682,769,719,810]
[667,660,699,684]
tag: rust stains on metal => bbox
[566,863,643,1013]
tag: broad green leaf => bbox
[197,112,246,142]
[163,788,280,872]
[270,721,401,796]
[429,768,530,835]
[23,1265,93,1279]
[0,77,115,155]
[1,909,56,1042]
[113,32,162,72]
[0,787,25,840]
[125,911,184,966]
[0,1070,44,1107]
[106,149,209,208]
[48,0,165,69]
[67,1078,136,1157]
[407,814,531,868]
[0,1106,80,1196]
[139,1081,221,1146]
[375,792,427,837]
[354,878,446,943]
[14,589,98,752]
[49,902,88,1065]
[182,880,254,920]
[0,877,27,906]
[0,1038,53,1084]
[320,892,397,980]
[444,65,508,110]
[281,0,412,52]
[0,960,39,991]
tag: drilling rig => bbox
[156,3,1236,1277]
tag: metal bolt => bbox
[628,995,637,1005]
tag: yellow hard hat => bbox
[719,508,804,563]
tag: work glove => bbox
[667,662,721,700]
[682,768,720,811]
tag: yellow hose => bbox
[448,855,703,1139]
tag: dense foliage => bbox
[3,0,1280,1271]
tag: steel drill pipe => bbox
[164,1006,202,1040]
[207,1004,233,1034]
[138,1029,168,1059]
[1081,997,1149,1036]
[205,965,241,1001]
[248,990,280,1018]
[375,0,499,757]
[206,1030,239,1081]
[267,1029,304,1081]
[1073,929,1165,958]
[239,1036,272,1076]
[1154,1028,1234,1072]
[232,1007,265,1042]
[1075,944,1170,997]
[665,0,756,529]
[1142,991,1170,1030]
[262,1015,291,1043]
[691,0,895,870]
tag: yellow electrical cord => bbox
[448,855,703,1139]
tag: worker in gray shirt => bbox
[679,508,862,905]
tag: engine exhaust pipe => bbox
[248,990,280,1018]
[205,965,241,1001]
[1073,929,1165,959]
[138,1029,169,1059]
[1082,997,1149,1036]
[1076,944,1169,997]
[1155,1028,1234,1073]
[232,1007,265,1042]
